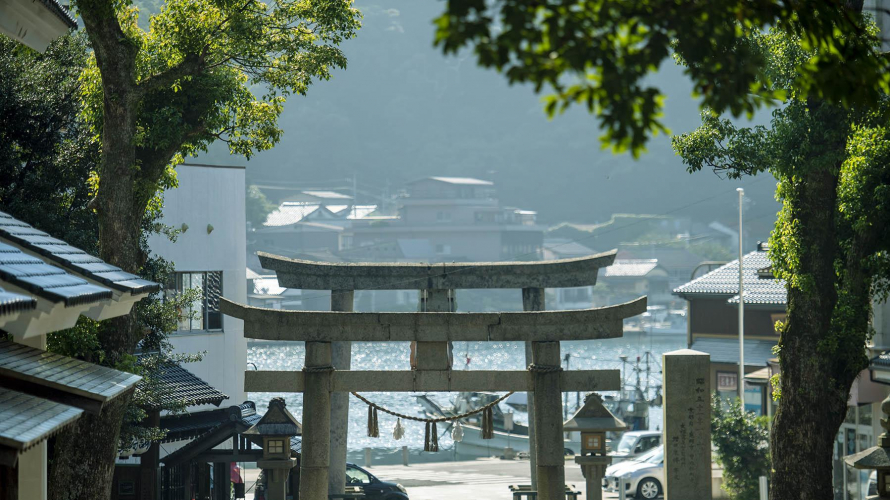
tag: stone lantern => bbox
[244,398,301,500]
[846,395,890,499]
[564,393,628,500]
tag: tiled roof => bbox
[0,387,83,454]
[0,241,112,307]
[727,284,787,305]
[871,351,890,372]
[301,190,352,200]
[603,259,660,278]
[38,0,77,29]
[674,250,786,306]
[160,402,260,443]
[426,177,493,186]
[137,361,228,410]
[0,340,141,409]
[0,212,159,296]
[0,286,36,317]
[243,397,301,437]
[329,205,378,220]
[690,337,778,367]
[160,401,304,466]
[263,203,324,227]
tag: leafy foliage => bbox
[246,184,276,228]
[672,25,885,378]
[76,0,361,210]
[434,0,889,156]
[0,34,99,250]
[673,20,888,499]
[118,253,204,450]
[711,396,771,500]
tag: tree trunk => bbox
[48,3,143,499]
[48,397,130,500]
[770,166,847,500]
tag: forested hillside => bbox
[144,0,780,233]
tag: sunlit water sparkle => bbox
[247,334,684,455]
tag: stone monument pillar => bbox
[663,349,712,500]
[329,290,354,496]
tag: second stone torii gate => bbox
[221,249,646,500]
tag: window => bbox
[267,439,285,454]
[166,271,223,332]
[435,244,451,255]
[717,371,738,392]
[436,211,452,222]
[346,466,371,484]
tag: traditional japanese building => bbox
[673,242,784,412]
[0,211,155,500]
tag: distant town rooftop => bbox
[262,203,377,227]
[673,248,787,306]
[419,176,494,186]
[604,259,661,278]
[301,190,353,199]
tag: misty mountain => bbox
[196,0,780,237]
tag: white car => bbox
[603,445,664,499]
[610,430,662,461]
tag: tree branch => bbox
[136,53,206,96]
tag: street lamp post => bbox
[737,188,745,401]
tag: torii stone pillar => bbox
[415,289,455,368]
[522,287,544,489]
[301,341,333,498]
[329,290,354,496]
[532,340,566,500]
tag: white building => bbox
[148,163,248,404]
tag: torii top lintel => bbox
[257,249,618,290]
[220,296,647,342]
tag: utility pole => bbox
[737,187,745,400]
[563,353,571,419]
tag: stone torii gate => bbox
[221,249,646,500]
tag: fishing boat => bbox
[415,392,582,457]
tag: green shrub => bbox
[711,395,771,500]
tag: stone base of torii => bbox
[222,250,647,500]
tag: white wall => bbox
[148,164,248,405]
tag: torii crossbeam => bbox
[223,249,646,500]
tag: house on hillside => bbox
[544,239,600,310]
[0,211,154,500]
[546,214,677,251]
[344,177,543,262]
[598,259,671,307]
[617,246,710,291]
[255,197,378,256]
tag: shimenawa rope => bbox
[350,391,514,452]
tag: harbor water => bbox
[247,331,685,461]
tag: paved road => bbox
[354,458,626,500]
[244,458,632,499]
